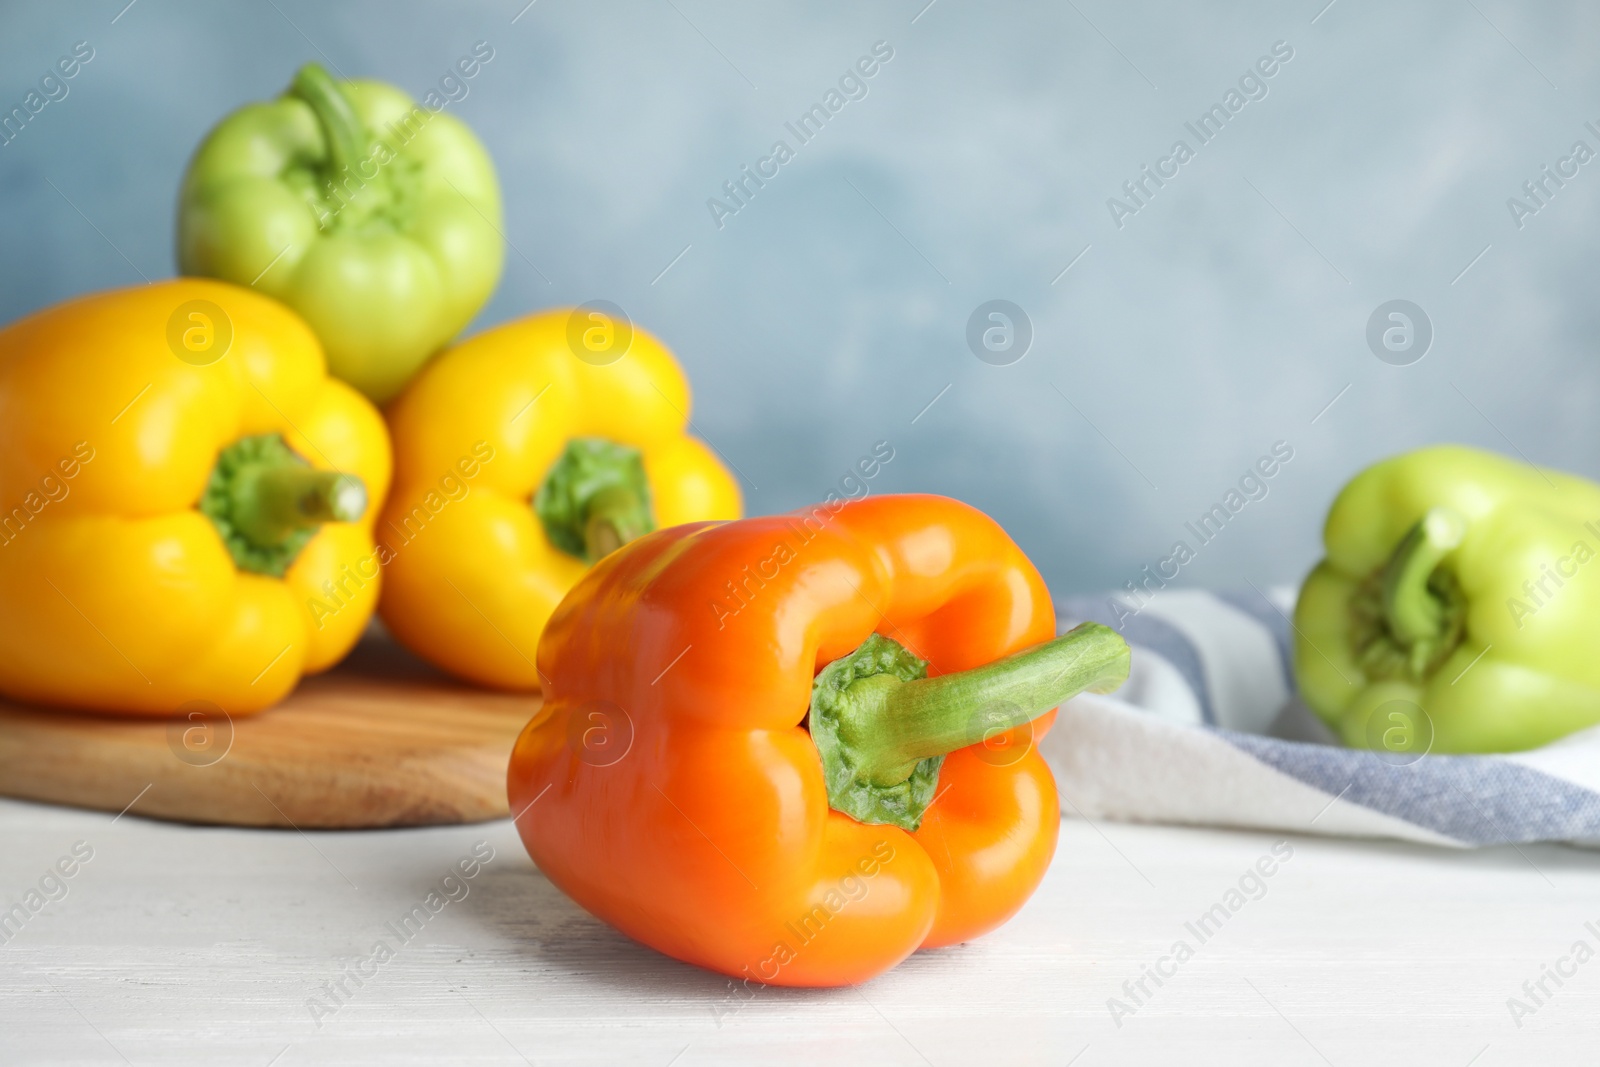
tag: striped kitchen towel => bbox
[1042,588,1600,848]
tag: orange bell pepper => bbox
[507,493,1129,986]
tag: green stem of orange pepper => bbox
[811,622,1129,830]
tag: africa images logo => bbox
[1105,41,1295,229]
[706,41,895,229]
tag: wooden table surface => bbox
[2,795,1596,1065]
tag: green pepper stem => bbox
[843,623,1130,786]
[289,63,369,187]
[231,463,367,550]
[1381,507,1467,646]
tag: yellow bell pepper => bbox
[0,280,391,716]
[378,308,741,688]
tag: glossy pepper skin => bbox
[508,494,1130,986]
[177,63,503,405]
[1295,444,1600,754]
[0,280,390,716]
[378,309,741,690]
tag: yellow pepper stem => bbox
[201,433,368,577]
[583,484,649,560]
[534,438,655,563]
[232,464,367,548]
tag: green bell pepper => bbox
[1295,444,1600,755]
[177,63,504,404]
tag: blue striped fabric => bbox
[1225,733,1600,846]
[1045,590,1600,848]
[1060,599,1219,726]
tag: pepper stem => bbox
[1382,507,1467,646]
[232,464,367,549]
[583,484,649,560]
[876,624,1129,776]
[534,438,655,563]
[200,434,368,577]
[809,624,1130,830]
[289,63,370,195]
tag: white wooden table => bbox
[2,795,1595,1065]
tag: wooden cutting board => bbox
[0,629,539,829]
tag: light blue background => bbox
[3,0,1597,597]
